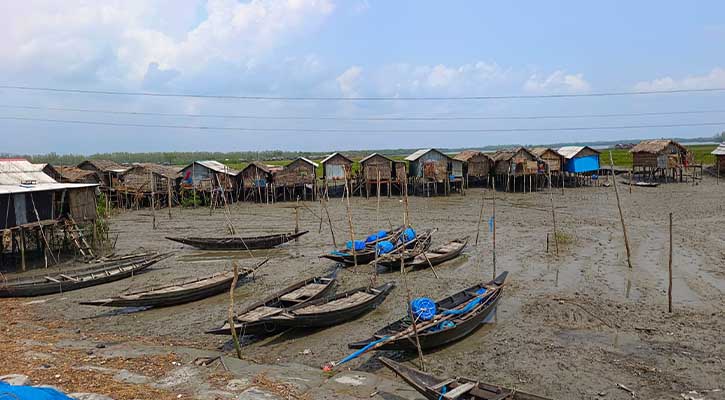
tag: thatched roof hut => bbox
[120,163,179,194]
[492,147,539,176]
[630,139,689,169]
[454,150,493,177]
[49,166,101,184]
[405,149,451,181]
[77,159,128,188]
[274,157,318,187]
[531,147,564,173]
[179,160,238,192]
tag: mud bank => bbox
[3,177,725,399]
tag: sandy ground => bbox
[2,177,724,399]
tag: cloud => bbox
[336,66,363,97]
[0,0,335,86]
[352,0,370,14]
[524,70,591,93]
[633,68,725,91]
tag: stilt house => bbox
[360,153,393,197]
[557,146,601,187]
[273,157,318,201]
[77,160,128,190]
[238,162,279,202]
[454,150,493,187]
[405,149,455,195]
[118,163,180,208]
[320,153,353,196]
[179,161,239,204]
[0,159,98,270]
[491,147,541,192]
[630,139,690,182]
[44,165,100,184]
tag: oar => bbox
[324,287,500,370]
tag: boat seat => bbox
[279,283,327,302]
[45,276,61,283]
[59,274,79,282]
[442,382,476,399]
[431,378,456,390]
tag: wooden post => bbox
[228,261,243,359]
[492,178,497,278]
[668,212,673,313]
[322,196,337,248]
[343,170,357,266]
[609,151,632,269]
[474,188,485,246]
[150,171,157,230]
[376,170,381,228]
[19,229,26,272]
[167,177,172,219]
[549,171,559,257]
[294,198,300,242]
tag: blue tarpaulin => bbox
[376,240,394,255]
[0,382,73,400]
[346,240,366,251]
[564,154,600,173]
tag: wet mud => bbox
[20,178,725,399]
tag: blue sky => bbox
[1,0,724,154]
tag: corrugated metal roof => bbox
[712,143,725,156]
[192,160,239,175]
[320,152,352,165]
[0,159,58,185]
[0,183,97,195]
[557,146,601,159]
[294,157,319,168]
[404,149,432,161]
[360,153,393,164]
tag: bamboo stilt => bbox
[668,212,673,313]
[609,151,633,269]
[228,261,243,359]
[548,171,559,257]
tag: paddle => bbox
[323,286,500,370]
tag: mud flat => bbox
[3,177,724,399]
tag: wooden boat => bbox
[321,229,432,266]
[206,271,337,336]
[265,282,396,328]
[380,357,551,400]
[166,231,309,250]
[403,237,468,271]
[620,180,659,187]
[348,272,507,351]
[79,263,263,308]
[0,253,170,298]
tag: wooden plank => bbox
[443,382,476,399]
[279,283,327,302]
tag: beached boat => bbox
[402,237,468,271]
[348,272,507,351]
[166,231,309,250]
[620,180,659,187]
[0,253,171,298]
[79,260,267,308]
[321,228,432,266]
[265,282,395,329]
[206,271,337,336]
[380,357,551,400]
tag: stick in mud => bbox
[343,168,357,267]
[608,151,633,269]
[474,187,485,246]
[492,178,497,279]
[668,212,673,313]
[228,261,243,359]
[549,170,559,257]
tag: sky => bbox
[1,0,725,154]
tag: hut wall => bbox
[394,162,407,180]
[717,155,725,172]
[451,160,464,178]
[322,154,351,181]
[564,155,600,173]
[68,187,97,222]
[275,159,316,186]
[241,166,269,188]
[362,155,392,181]
[632,152,659,168]
[412,151,448,181]
[466,155,490,177]
[122,168,172,193]
[494,160,511,175]
[0,194,15,229]
[540,153,562,172]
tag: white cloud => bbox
[353,0,370,14]
[524,70,591,93]
[336,66,363,97]
[633,68,725,91]
[0,0,335,85]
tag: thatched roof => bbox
[630,139,687,154]
[54,166,100,183]
[491,147,537,162]
[78,159,128,173]
[241,161,273,175]
[454,150,491,162]
[128,163,180,179]
[530,147,562,158]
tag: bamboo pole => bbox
[322,195,337,248]
[376,170,381,228]
[294,198,300,242]
[150,171,156,230]
[167,177,172,219]
[474,187,485,246]
[228,261,243,359]
[492,178,496,278]
[609,151,632,269]
[548,171,559,257]
[668,212,673,313]
[343,169,357,266]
